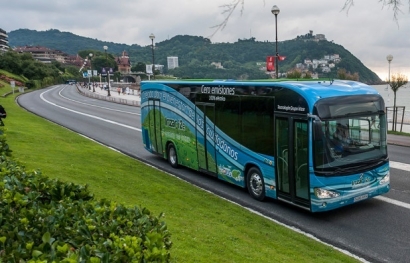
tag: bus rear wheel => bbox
[167,143,179,168]
[247,167,265,201]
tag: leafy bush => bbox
[0,129,171,262]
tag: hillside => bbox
[8,29,382,84]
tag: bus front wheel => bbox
[247,167,265,201]
[167,143,179,168]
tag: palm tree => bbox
[389,73,408,131]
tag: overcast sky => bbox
[1,0,409,80]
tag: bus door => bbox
[147,99,163,155]
[275,116,310,207]
[196,103,217,175]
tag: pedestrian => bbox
[117,87,121,95]
[0,105,6,126]
[126,86,130,95]
[122,87,126,95]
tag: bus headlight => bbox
[380,172,390,184]
[314,188,340,199]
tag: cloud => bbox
[1,0,409,79]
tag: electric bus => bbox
[140,79,390,212]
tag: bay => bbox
[371,84,410,132]
[372,84,410,109]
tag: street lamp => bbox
[386,54,393,129]
[103,46,111,96]
[149,33,155,79]
[89,53,94,92]
[84,58,88,87]
[271,5,280,79]
[387,54,393,84]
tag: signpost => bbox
[10,81,15,94]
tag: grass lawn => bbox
[0,90,360,263]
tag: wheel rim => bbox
[169,147,177,165]
[249,173,263,196]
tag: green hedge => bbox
[0,129,171,262]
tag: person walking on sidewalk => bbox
[117,87,121,95]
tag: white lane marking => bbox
[58,86,140,116]
[40,87,141,132]
[390,161,410,171]
[375,196,410,210]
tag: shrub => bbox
[0,130,171,262]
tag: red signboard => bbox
[266,56,275,71]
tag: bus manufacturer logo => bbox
[352,173,370,187]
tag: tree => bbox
[131,62,146,72]
[389,73,408,131]
[337,68,359,81]
[287,69,302,79]
[342,0,410,20]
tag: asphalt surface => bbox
[83,84,410,148]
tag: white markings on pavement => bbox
[40,87,141,132]
[375,196,410,210]
[58,86,140,116]
[390,161,410,172]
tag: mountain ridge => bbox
[8,29,382,84]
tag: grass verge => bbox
[1,92,359,263]
[388,130,410,137]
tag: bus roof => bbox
[141,79,380,107]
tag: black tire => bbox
[167,143,179,168]
[247,167,265,201]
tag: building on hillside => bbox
[66,54,87,67]
[154,64,164,73]
[13,45,68,63]
[211,62,224,69]
[315,34,326,41]
[167,56,179,69]
[116,50,131,74]
[0,28,9,52]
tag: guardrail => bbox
[386,107,410,132]
[76,85,140,107]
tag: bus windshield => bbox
[313,95,387,175]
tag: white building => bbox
[167,56,179,69]
[0,28,8,52]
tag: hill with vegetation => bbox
[8,29,382,84]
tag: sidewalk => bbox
[387,133,410,147]
[77,85,410,147]
[93,85,141,102]
[77,85,141,106]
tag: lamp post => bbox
[149,33,155,79]
[271,5,280,79]
[386,54,393,130]
[89,53,94,92]
[103,46,111,96]
[84,58,88,87]
[387,54,393,84]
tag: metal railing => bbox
[386,107,409,132]
[76,85,140,107]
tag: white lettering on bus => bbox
[277,105,306,112]
[215,134,238,161]
[201,85,235,95]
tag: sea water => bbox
[371,84,410,132]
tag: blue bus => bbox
[140,80,390,212]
